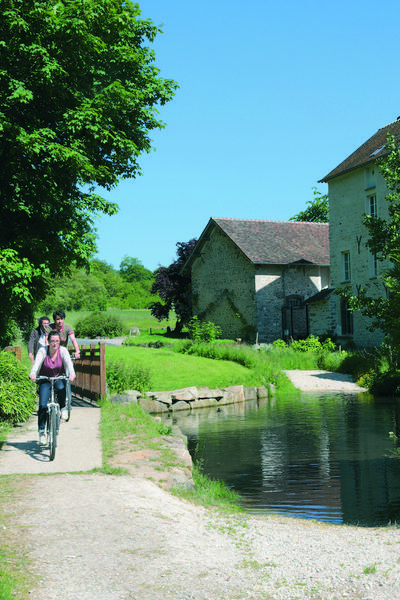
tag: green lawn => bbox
[106,345,258,391]
[67,309,176,334]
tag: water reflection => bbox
[162,392,400,526]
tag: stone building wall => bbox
[308,296,336,338]
[328,164,390,347]
[191,226,257,341]
[255,264,330,342]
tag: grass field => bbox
[106,345,259,391]
[67,309,176,334]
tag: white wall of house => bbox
[328,164,390,346]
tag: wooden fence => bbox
[70,343,106,402]
[3,343,106,403]
[4,345,22,360]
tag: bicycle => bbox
[36,375,70,461]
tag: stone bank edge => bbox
[110,384,275,414]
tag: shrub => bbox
[187,317,222,344]
[272,339,287,349]
[75,312,125,338]
[0,352,37,423]
[106,359,152,394]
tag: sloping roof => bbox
[320,118,400,183]
[303,287,335,304]
[185,217,330,269]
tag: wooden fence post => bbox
[3,346,22,361]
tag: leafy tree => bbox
[119,256,154,282]
[39,266,108,313]
[91,259,132,307]
[150,239,197,334]
[342,135,400,361]
[290,187,329,222]
[0,0,177,345]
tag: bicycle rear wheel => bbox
[48,406,58,461]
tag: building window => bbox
[366,194,377,217]
[286,295,303,308]
[341,251,351,282]
[369,252,377,278]
[365,167,376,189]
[340,298,354,335]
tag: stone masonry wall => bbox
[110,384,272,414]
[308,297,335,337]
[191,226,257,341]
[255,264,330,342]
[328,165,390,346]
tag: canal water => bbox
[163,391,400,526]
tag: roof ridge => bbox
[212,217,328,226]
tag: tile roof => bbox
[195,218,330,266]
[320,118,400,182]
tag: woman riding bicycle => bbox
[30,330,76,445]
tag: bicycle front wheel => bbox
[48,406,58,461]
[65,380,72,421]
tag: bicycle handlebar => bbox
[36,375,69,382]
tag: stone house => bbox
[183,217,330,343]
[319,118,400,347]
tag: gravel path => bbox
[283,369,368,393]
[2,371,399,600]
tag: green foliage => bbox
[187,317,222,343]
[179,462,241,510]
[38,258,157,312]
[106,359,152,394]
[74,312,125,338]
[272,339,287,349]
[290,187,329,222]
[0,1,177,344]
[290,335,336,353]
[119,256,154,283]
[0,352,36,423]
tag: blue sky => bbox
[94,0,400,272]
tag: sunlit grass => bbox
[106,345,259,391]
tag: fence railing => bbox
[70,343,106,402]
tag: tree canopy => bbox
[0,0,177,344]
[150,239,197,334]
[38,257,157,312]
[290,188,329,222]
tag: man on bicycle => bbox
[47,309,81,360]
[30,330,76,446]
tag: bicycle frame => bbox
[36,375,69,461]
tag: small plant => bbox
[363,563,377,575]
[106,359,152,394]
[187,316,222,344]
[0,352,36,424]
[75,312,125,338]
[272,339,287,349]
